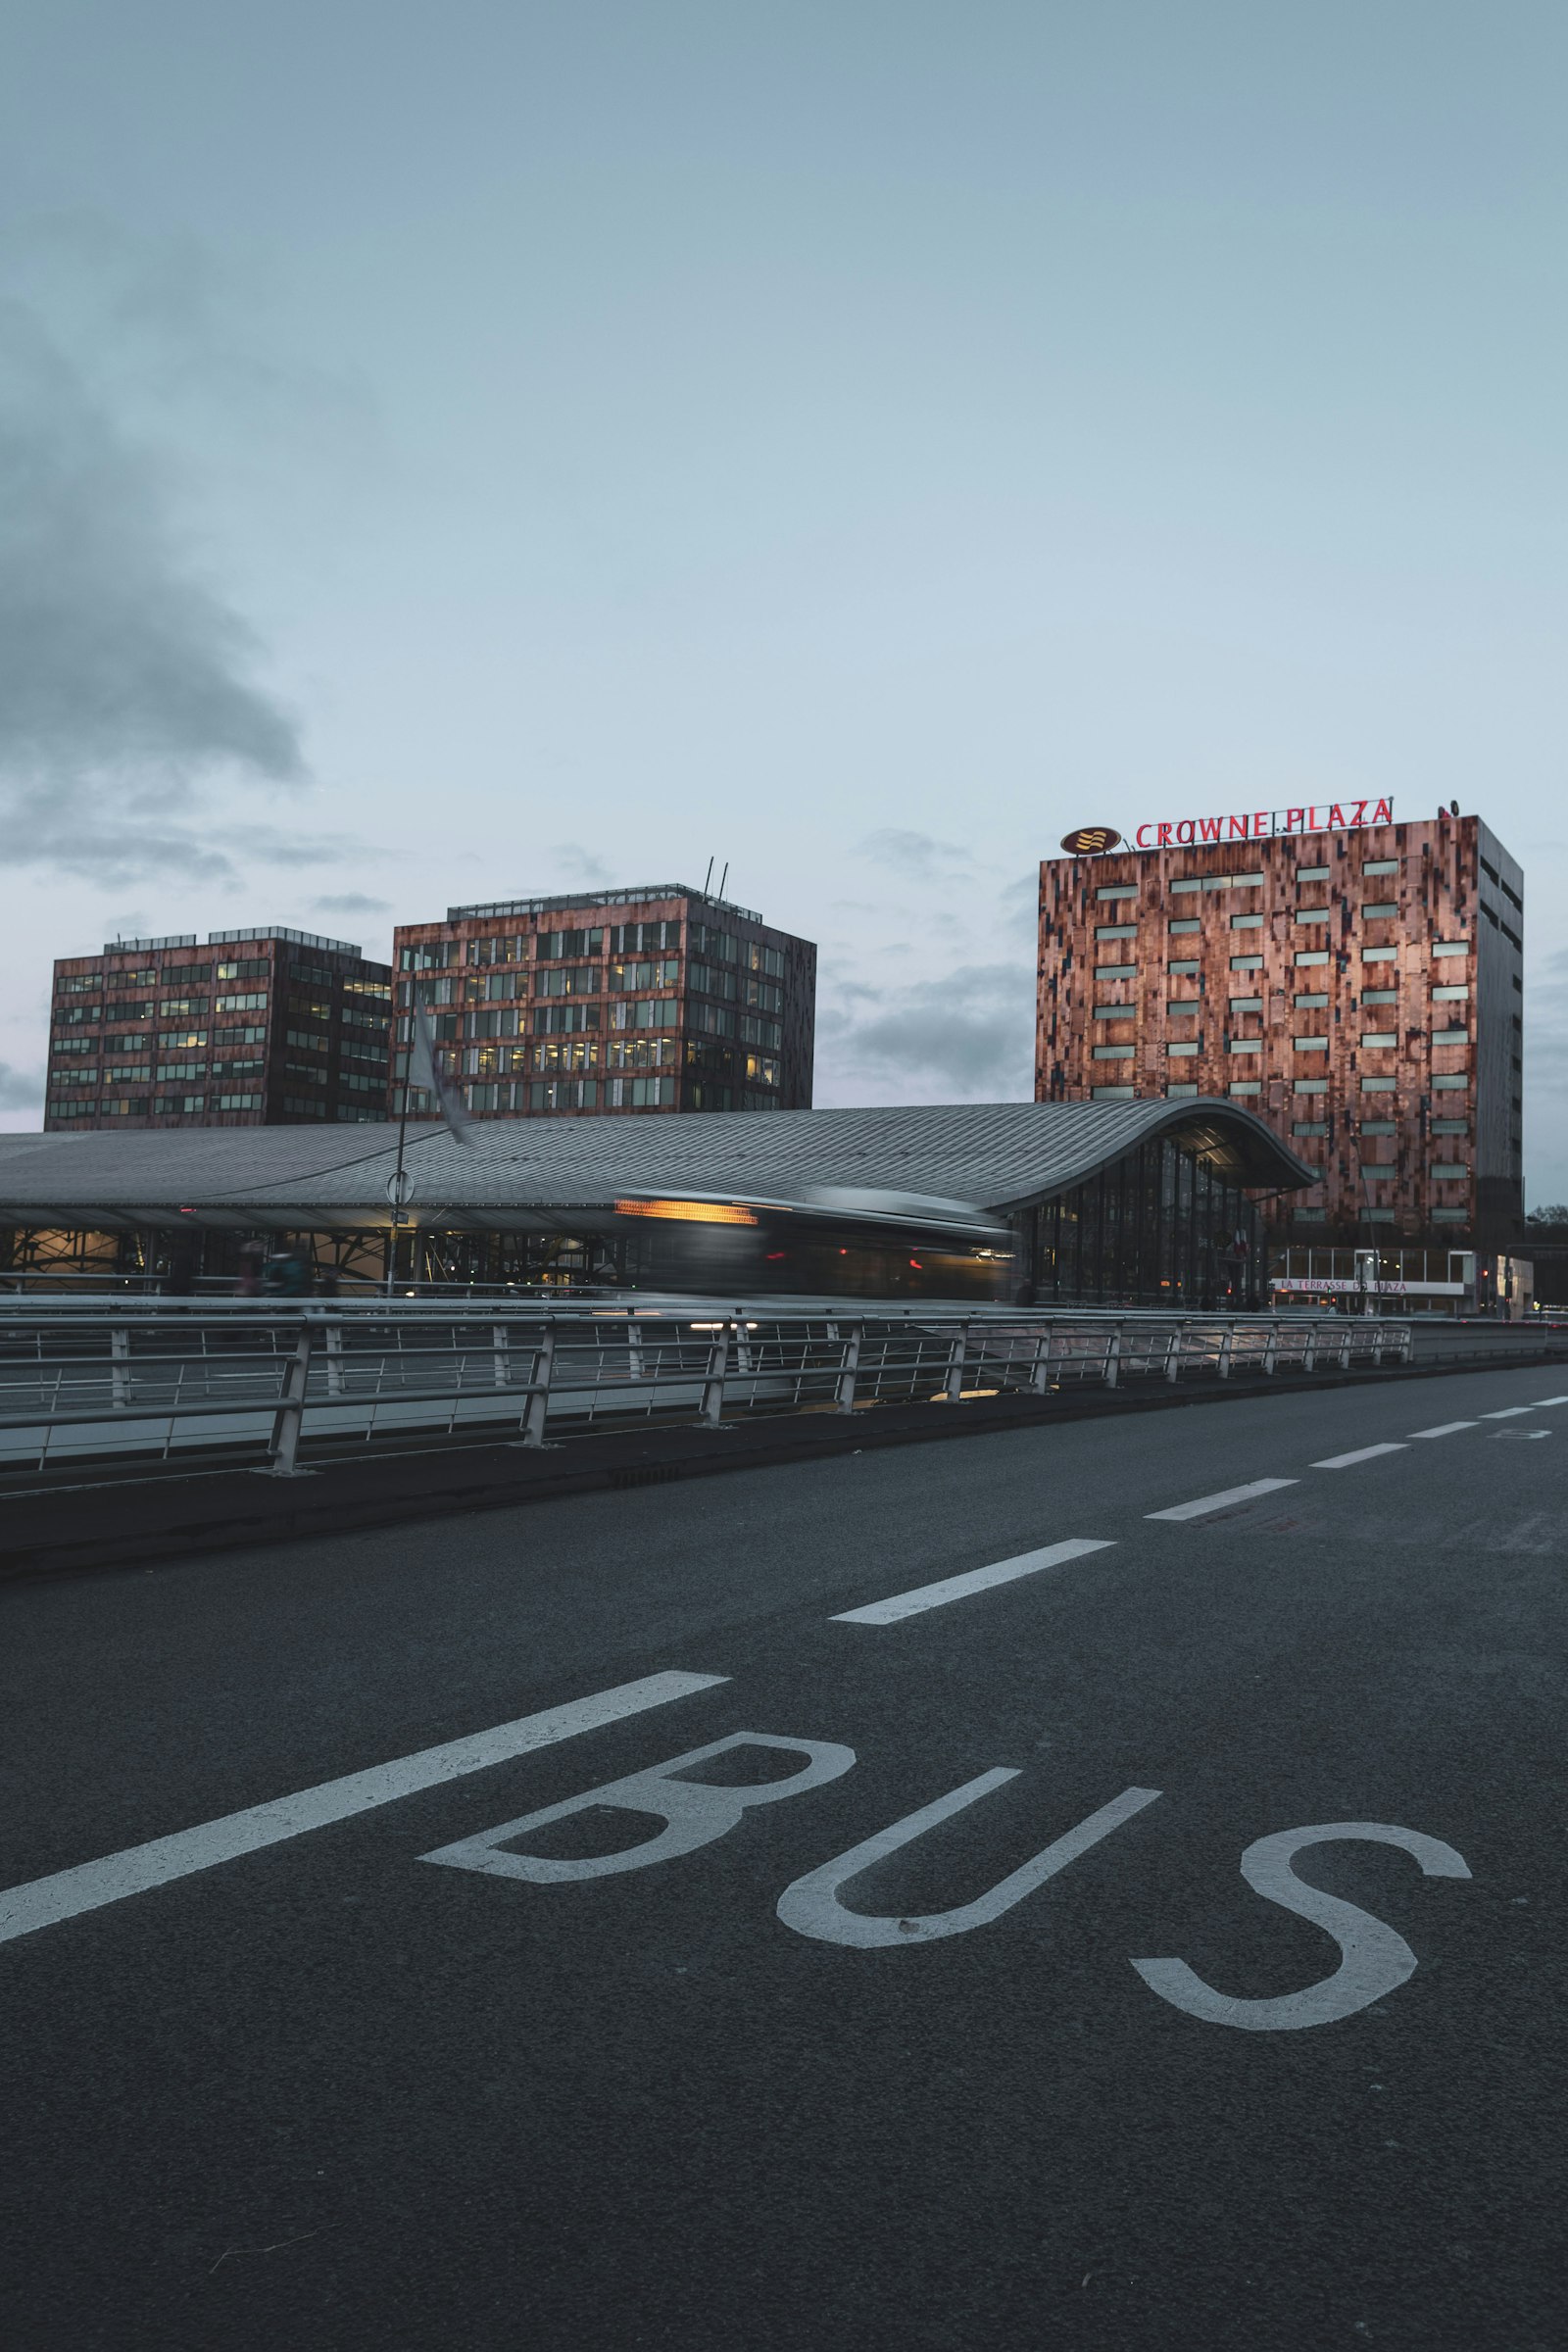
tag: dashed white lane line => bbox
[1410,1421,1479,1439]
[1145,1478,1298,1523]
[1481,1405,1538,1419]
[832,1538,1115,1626]
[0,1670,727,1948]
[1311,1444,1409,1469]
[1529,1395,1568,1406]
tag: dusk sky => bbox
[2,2,1565,1193]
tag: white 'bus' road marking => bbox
[1409,1422,1478,1439]
[831,1538,1115,1626]
[1145,1479,1298,1524]
[1493,1430,1549,1440]
[1311,1445,1408,1469]
[0,1671,727,1948]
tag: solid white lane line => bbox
[1145,1479,1298,1524]
[1311,1444,1409,1469]
[832,1538,1115,1626]
[1410,1421,1479,1439]
[0,1670,727,1948]
[1481,1405,1536,1419]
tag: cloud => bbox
[0,274,310,879]
[0,1062,43,1111]
[313,892,391,915]
[854,829,976,883]
[823,961,1035,1100]
[552,842,612,886]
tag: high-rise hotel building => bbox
[392,884,816,1120]
[1037,810,1523,1245]
[45,929,393,1132]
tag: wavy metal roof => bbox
[0,1100,1312,1233]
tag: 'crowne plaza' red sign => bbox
[1132,797,1394,850]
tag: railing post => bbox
[519,1323,556,1447]
[626,1318,644,1382]
[701,1322,731,1426]
[1029,1323,1055,1394]
[110,1325,129,1411]
[1103,1325,1121,1390]
[1164,1330,1182,1383]
[1302,1323,1318,1373]
[324,1320,345,1396]
[267,1321,316,1476]
[945,1325,968,1401]
[835,1323,862,1414]
[492,1325,510,1387]
[1262,1320,1279,1375]
[1217,1327,1234,1381]
[1339,1321,1353,1371]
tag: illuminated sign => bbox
[1059,826,1123,855]
[614,1198,759,1225]
[1132,798,1394,850]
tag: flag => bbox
[409,1002,474,1146]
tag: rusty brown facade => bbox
[45,930,393,1133]
[392,885,816,1121]
[1037,814,1523,1248]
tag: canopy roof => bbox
[0,1100,1313,1238]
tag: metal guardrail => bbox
[0,1301,1422,1477]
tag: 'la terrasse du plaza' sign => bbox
[1130,796,1395,850]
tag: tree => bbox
[1526,1204,1568,1227]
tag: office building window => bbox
[1294,909,1331,926]
[1363,859,1399,876]
[1094,1004,1138,1020]
[1360,1121,1396,1135]
[1293,1121,1327,1135]
[1297,865,1331,881]
[1095,963,1137,981]
[1432,985,1469,1002]
[1295,1036,1329,1052]
[1168,879,1202,895]
[1096,884,1138,901]
[1432,1207,1467,1222]
[1166,1083,1200,1098]
[1361,990,1396,1005]
[1230,955,1262,972]
[1432,1074,1469,1093]
[1363,1207,1396,1223]
[1095,923,1137,940]
[1168,919,1201,935]
[1432,1163,1469,1180]
[1360,1076,1396,1092]
[1295,993,1328,1009]
[1295,1077,1328,1095]
[1432,1027,1470,1046]
[1360,1032,1396,1049]
[1228,1080,1261,1096]
[1362,903,1399,918]
[1167,1041,1200,1057]
[1431,941,1469,959]
[1431,1119,1468,1136]
[1229,996,1263,1012]
[1091,1084,1136,1099]
[1093,1044,1135,1059]
[1231,913,1263,930]
[1168,959,1199,976]
[1228,1038,1261,1054]
[1295,950,1329,967]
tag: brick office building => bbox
[391,884,816,1120]
[1037,810,1523,1249]
[45,929,393,1132]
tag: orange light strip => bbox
[614,1198,759,1226]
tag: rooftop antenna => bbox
[703,857,714,895]
[718,861,729,901]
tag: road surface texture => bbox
[2,1363,1564,2351]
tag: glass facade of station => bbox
[1022,1131,1263,1308]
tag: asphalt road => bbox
[2,1363,1565,2352]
